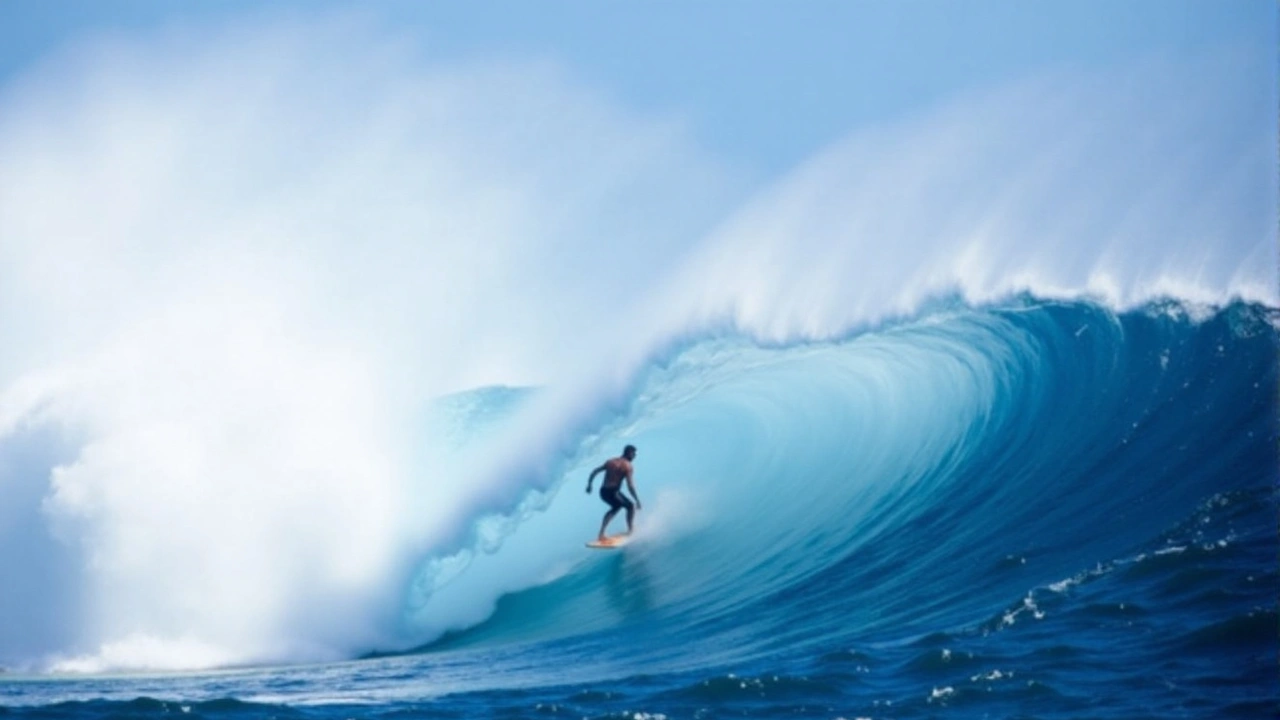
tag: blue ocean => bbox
[1,294,1274,719]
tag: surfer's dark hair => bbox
[624,444,637,455]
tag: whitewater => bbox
[0,19,1275,720]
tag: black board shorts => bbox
[600,486,634,511]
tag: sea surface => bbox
[1,296,1276,719]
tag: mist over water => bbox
[0,16,734,672]
[653,51,1276,343]
[0,15,1273,676]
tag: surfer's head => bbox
[623,444,637,460]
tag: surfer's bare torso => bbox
[598,457,631,490]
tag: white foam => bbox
[49,633,241,674]
[628,488,710,547]
[0,15,732,672]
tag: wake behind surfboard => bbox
[586,534,631,549]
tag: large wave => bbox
[402,297,1278,668]
[0,16,1273,673]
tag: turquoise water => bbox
[1,297,1275,718]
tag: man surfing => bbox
[586,444,641,541]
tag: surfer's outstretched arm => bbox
[586,464,605,493]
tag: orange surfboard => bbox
[585,534,631,549]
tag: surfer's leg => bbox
[599,508,619,540]
[621,496,635,535]
[599,487,623,539]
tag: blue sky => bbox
[1,0,1272,175]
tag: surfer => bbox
[586,444,641,540]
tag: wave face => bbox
[410,297,1278,666]
[2,296,1274,718]
[395,297,1280,716]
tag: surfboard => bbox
[585,534,631,549]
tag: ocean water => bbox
[0,295,1275,719]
